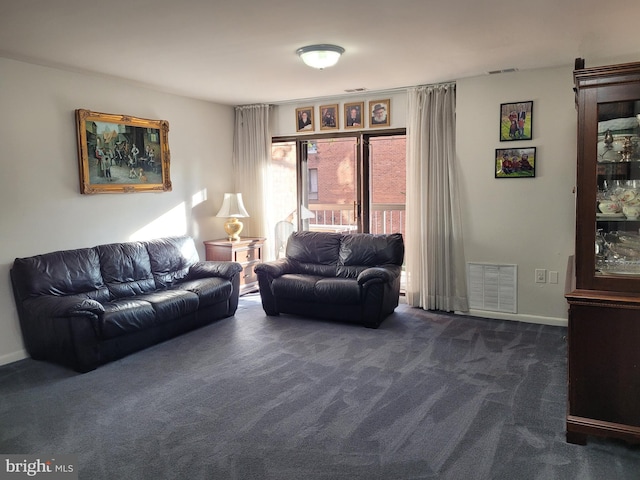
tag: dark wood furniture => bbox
[204,237,265,295]
[566,59,640,445]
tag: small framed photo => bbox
[344,102,364,129]
[369,99,390,127]
[495,147,536,178]
[296,106,314,132]
[320,104,338,130]
[500,101,533,141]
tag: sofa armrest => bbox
[254,259,296,316]
[23,294,104,319]
[254,258,295,278]
[19,295,104,372]
[357,265,401,287]
[188,261,243,280]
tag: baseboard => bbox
[0,349,28,367]
[466,309,568,327]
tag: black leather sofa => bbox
[255,231,404,328]
[10,236,242,372]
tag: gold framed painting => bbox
[76,109,172,194]
[369,99,390,127]
[320,104,338,130]
[344,101,364,129]
[296,106,314,132]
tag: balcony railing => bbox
[308,203,405,235]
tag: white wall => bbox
[457,65,576,325]
[273,66,577,326]
[0,58,235,365]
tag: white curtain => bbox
[232,104,273,258]
[405,84,468,312]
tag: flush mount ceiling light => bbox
[296,44,345,69]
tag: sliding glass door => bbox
[366,134,406,237]
[270,141,297,258]
[305,137,359,234]
[270,131,405,258]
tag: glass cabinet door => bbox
[573,62,640,293]
[595,100,640,276]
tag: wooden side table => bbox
[203,237,266,295]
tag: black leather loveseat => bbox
[10,236,242,372]
[255,231,404,328]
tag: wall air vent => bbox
[344,87,367,93]
[467,263,517,314]
[487,68,519,75]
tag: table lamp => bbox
[216,193,250,241]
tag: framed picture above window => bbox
[344,102,364,129]
[495,147,536,178]
[369,99,390,127]
[320,104,338,130]
[500,101,533,141]
[296,106,314,132]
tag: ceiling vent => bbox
[487,68,519,75]
[344,87,367,93]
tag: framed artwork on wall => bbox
[344,101,364,129]
[296,106,314,132]
[495,147,536,178]
[75,109,172,194]
[369,99,390,127]
[320,104,338,130]
[500,101,533,141]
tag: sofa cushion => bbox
[339,233,404,267]
[175,277,232,307]
[272,274,322,301]
[100,298,157,339]
[146,236,200,288]
[314,277,360,304]
[136,290,199,324]
[98,241,155,298]
[272,274,360,305]
[294,262,338,277]
[286,231,342,265]
[335,265,367,279]
[12,247,109,302]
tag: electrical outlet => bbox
[549,271,559,284]
[535,269,546,283]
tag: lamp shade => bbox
[215,193,249,218]
[296,44,344,69]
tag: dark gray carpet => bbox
[1,294,638,479]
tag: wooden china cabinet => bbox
[565,59,640,445]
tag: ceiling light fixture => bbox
[296,44,345,70]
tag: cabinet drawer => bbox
[240,264,258,286]
[234,247,260,264]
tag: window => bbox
[308,168,318,200]
[271,130,405,235]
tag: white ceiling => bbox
[1,0,639,106]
